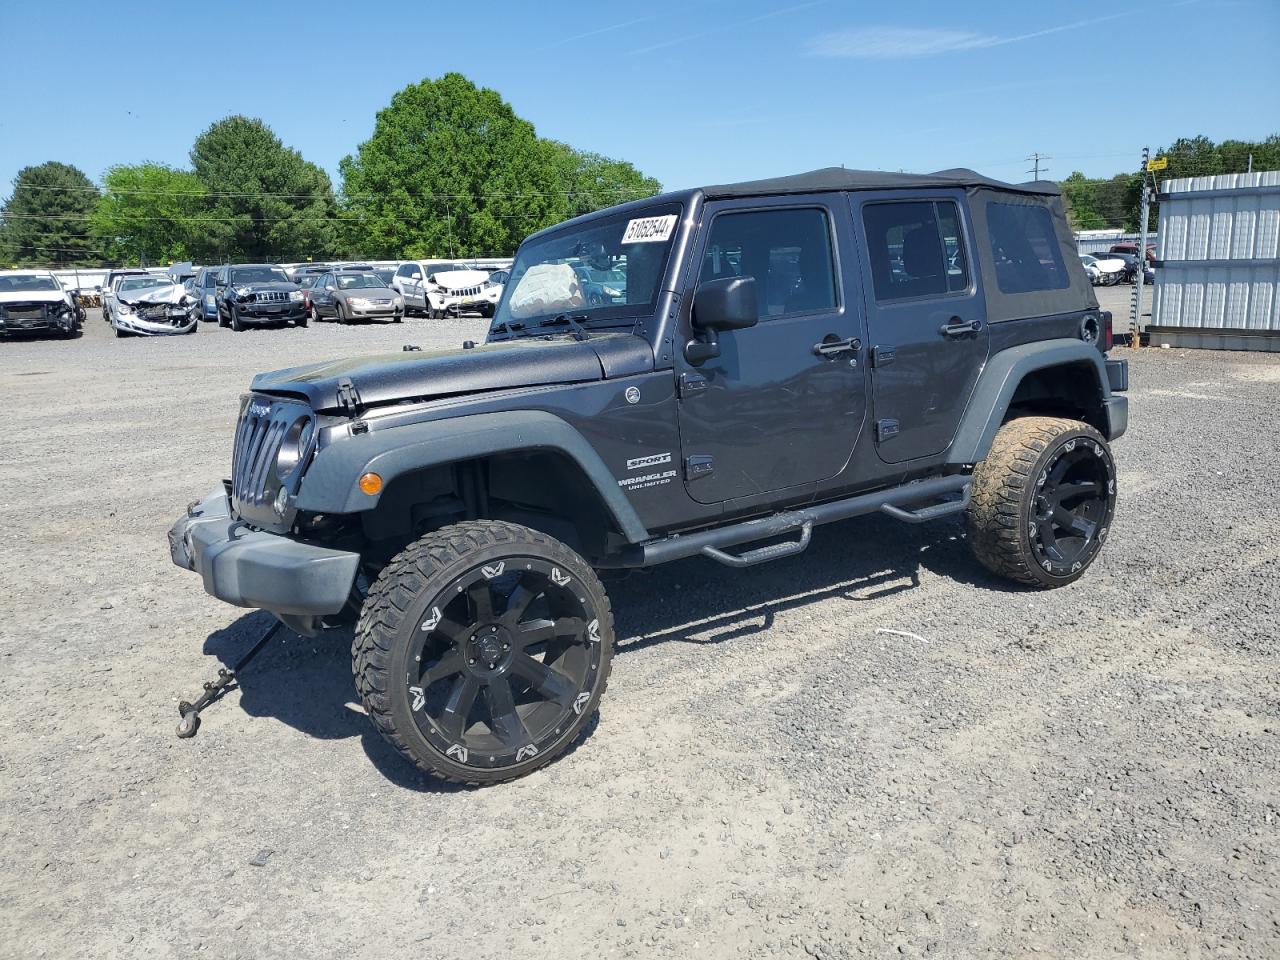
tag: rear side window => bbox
[986,202,1069,294]
[864,201,970,302]
[699,207,837,320]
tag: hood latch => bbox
[336,377,363,418]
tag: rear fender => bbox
[946,338,1122,464]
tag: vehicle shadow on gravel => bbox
[608,513,1023,653]
[198,515,1020,790]
[201,614,472,792]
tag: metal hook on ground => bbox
[176,620,283,739]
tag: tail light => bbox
[1101,311,1113,352]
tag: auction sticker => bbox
[622,215,677,244]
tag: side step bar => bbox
[611,474,971,569]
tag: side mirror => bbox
[686,276,758,364]
[410,272,422,281]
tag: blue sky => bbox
[1,0,1277,199]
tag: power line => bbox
[1025,152,1051,180]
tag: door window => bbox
[864,201,970,302]
[698,207,837,320]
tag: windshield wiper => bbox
[537,313,591,340]
[490,319,526,336]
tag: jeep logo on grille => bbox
[248,401,271,418]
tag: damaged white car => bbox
[108,274,200,337]
[0,269,81,339]
[393,261,503,318]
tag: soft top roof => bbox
[703,167,1059,199]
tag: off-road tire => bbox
[965,416,1116,588]
[353,520,614,785]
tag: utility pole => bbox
[1128,146,1153,347]
[1026,152,1051,180]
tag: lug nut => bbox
[502,642,510,650]
[468,658,476,664]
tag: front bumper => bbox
[234,301,307,323]
[0,308,79,336]
[114,311,197,335]
[345,300,403,319]
[169,490,360,628]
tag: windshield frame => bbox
[230,266,290,285]
[336,273,389,290]
[488,200,683,339]
[0,274,61,293]
[118,276,174,294]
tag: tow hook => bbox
[175,620,283,738]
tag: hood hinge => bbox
[336,377,363,418]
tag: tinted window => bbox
[230,266,288,284]
[698,207,836,320]
[987,202,1069,294]
[864,201,969,302]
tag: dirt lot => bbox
[1,292,1277,959]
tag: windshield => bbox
[231,267,289,284]
[337,274,387,289]
[490,202,681,334]
[374,268,395,284]
[0,274,60,293]
[118,276,173,293]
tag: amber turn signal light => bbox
[358,472,383,495]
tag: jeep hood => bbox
[251,332,654,413]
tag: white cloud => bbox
[810,14,1131,60]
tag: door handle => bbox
[940,317,982,337]
[813,335,861,358]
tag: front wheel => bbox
[353,520,614,785]
[230,306,244,332]
[336,302,348,325]
[966,416,1117,588]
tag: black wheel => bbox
[230,305,244,331]
[588,292,604,307]
[966,416,1117,588]
[336,302,349,325]
[297,312,308,328]
[218,307,228,328]
[393,311,403,323]
[353,520,614,785]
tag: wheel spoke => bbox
[502,576,541,622]
[515,616,586,649]
[511,653,577,707]
[421,650,465,686]
[1053,480,1103,504]
[467,581,495,622]
[437,675,479,740]
[1053,505,1096,540]
[432,612,471,644]
[484,677,528,746]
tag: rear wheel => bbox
[353,520,614,785]
[966,416,1116,588]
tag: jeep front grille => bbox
[230,396,310,512]
[449,285,483,298]
[254,290,289,304]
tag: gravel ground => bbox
[1,289,1277,960]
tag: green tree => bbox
[340,73,661,258]
[0,161,99,265]
[341,74,566,258]
[189,116,339,262]
[89,163,205,266]
[546,141,661,220]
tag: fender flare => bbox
[295,410,650,543]
[946,338,1116,465]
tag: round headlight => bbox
[275,415,313,480]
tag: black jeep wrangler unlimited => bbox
[170,167,1127,784]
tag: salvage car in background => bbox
[1079,253,1126,286]
[100,268,153,321]
[310,270,404,324]
[108,274,199,337]
[0,269,81,339]
[215,264,308,331]
[392,260,497,318]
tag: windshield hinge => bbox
[336,377,363,418]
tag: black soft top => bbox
[703,167,1059,200]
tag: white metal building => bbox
[1148,171,1280,351]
